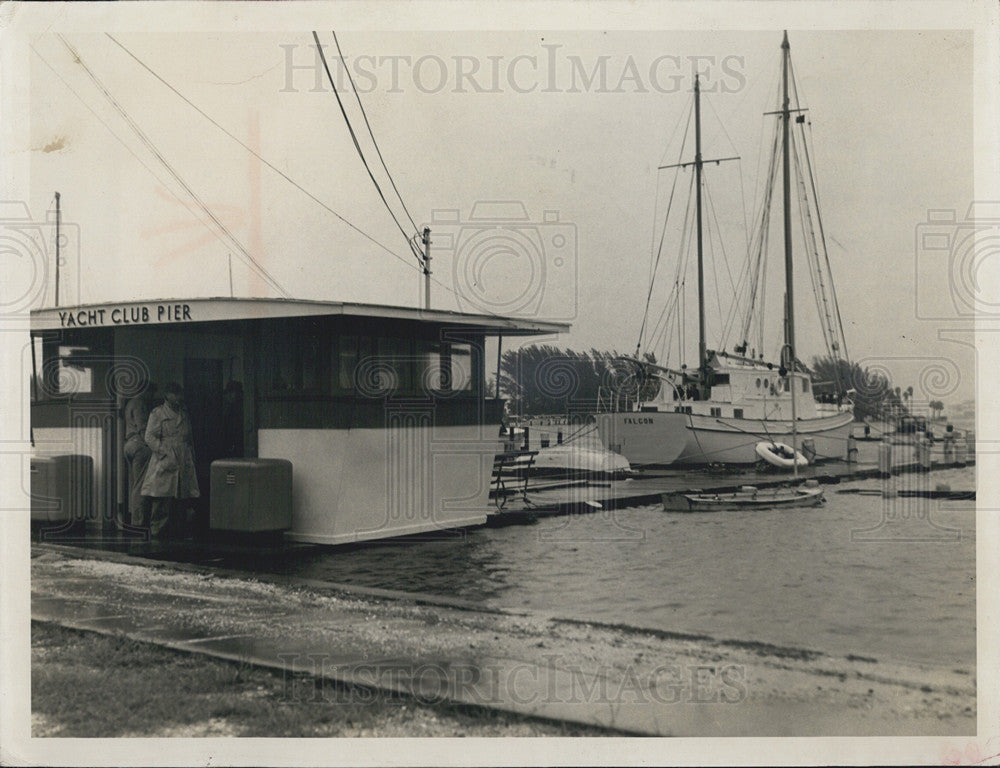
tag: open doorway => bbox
[184,357,224,513]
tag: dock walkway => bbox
[491,443,974,522]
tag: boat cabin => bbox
[648,350,843,421]
[30,298,566,544]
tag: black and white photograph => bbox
[1,0,996,764]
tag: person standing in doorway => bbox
[123,381,157,528]
[141,382,200,539]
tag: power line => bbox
[311,31,424,264]
[331,30,419,234]
[58,35,291,298]
[104,33,420,276]
[49,36,545,331]
[31,43,255,288]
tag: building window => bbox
[415,341,446,394]
[377,336,413,393]
[271,320,323,393]
[450,343,474,392]
[710,406,722,417]
[39,343,95,396]
[335,335,359,392]
[734,408,743,419]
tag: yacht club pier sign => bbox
[58,302,193,327]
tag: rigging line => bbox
[703,92,741,163]
[749,63,784,235]
[740,119,780,350]
[648,171,695,361]
[666,173,698,364]
[797,114,849,364]
[790,131,828,357]
[753,123,783,357]
[105,33,420,276]
[311,31,424,264]
[57,35,290,298]
[646,97,690,296]
[791,128,841,371]
[702,179,726,346]
[648,100,696,351]
[638,98,693,355]
[657,96,695,170]
[330,30,418,233]
[704,175,737,312]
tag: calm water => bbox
[276,467,976,669]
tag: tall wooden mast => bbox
[657,75,738,388]
[694,74,707,376]
[781,31,799,476]
[781,30,795,367]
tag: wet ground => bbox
[30,544,976,737]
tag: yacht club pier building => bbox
[30,297,567,544]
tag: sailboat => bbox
[597,32,855,467]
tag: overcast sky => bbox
[8,5,995,407]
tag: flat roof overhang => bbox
[30,297,570,336]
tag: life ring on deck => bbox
[755,441,809,469]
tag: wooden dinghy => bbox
[662,483,825,512]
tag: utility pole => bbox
[54,191,61,307]
[422,226,432,310]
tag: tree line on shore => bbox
[496,345,934,422]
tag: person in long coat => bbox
[123,381,156,528]
[141,382,200,539]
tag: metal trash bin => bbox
[210,458,292,532]
[30,454,94,524]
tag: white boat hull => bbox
[598,409,853,466]
[595,411,689,467]
[675,410,854,465]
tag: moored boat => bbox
[597,32,855,467]
[662,482,825,512]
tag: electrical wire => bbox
[57,35,291,298]
[105,33,421,276]
[331,30,419,234]
[311,31,424,264]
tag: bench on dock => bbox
[490,450,539,509]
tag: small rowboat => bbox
[755,441,809,469]
[662,483,824,512]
